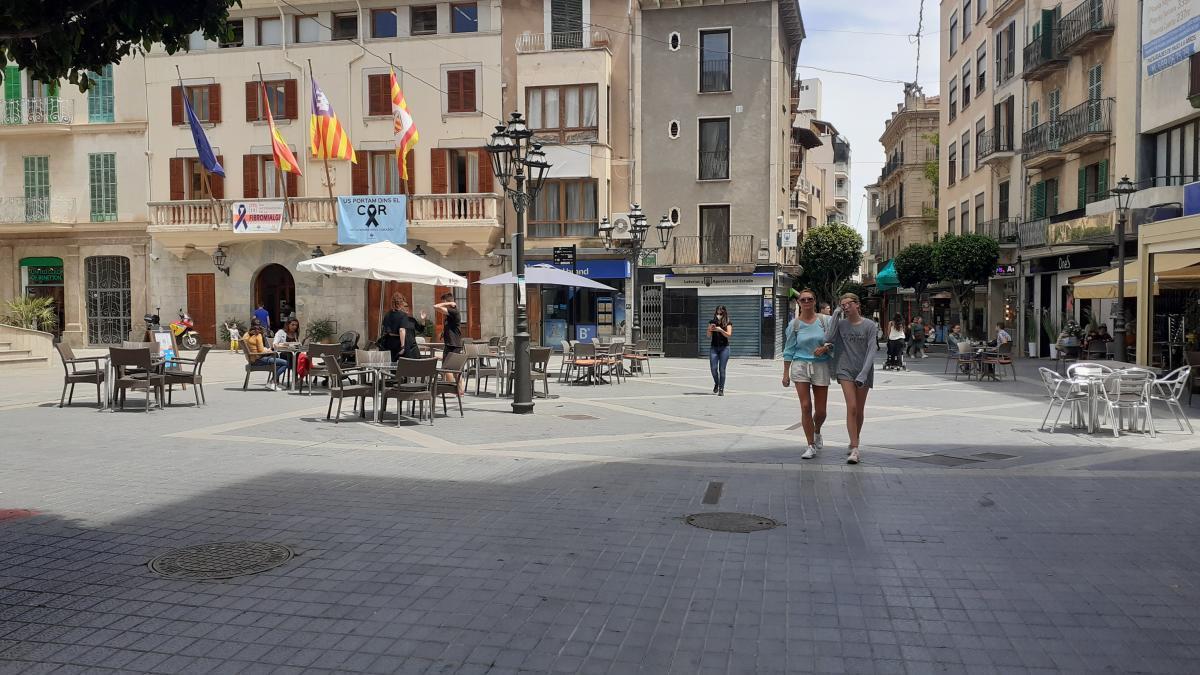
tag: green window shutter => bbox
[1040,9,1056,57]
[88,153,117,221]
[1097,160,1108,201]
[1078,167,1087,209]
[1031,182,1045,219]
[87,65,114,123]
[3,65,19,101]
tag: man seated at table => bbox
[993,322,1012,348]
[1083,324,1113,354]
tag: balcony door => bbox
[550,0,584,49]
[699,205,730,264]
[23,156,49,222]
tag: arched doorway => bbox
[253,263,295,329]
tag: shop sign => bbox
[336,195,408,244]
[1142,0,1200,77]
[26,265,63,284]
[543,259,629,279]
[663,273,774,289]
[995,264,1016,276]
[230,200,285,233]
[1029,249,1112,274]
[778,229,799,248]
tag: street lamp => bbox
[487,112,551,414]
[1110,175,1136,362]
[597,204,676,342]
[212,247,230,276]
[411,244,427,258]
[311,246,325,259]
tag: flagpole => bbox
[387,54,408,198]
[259,63,293,227]
[177,65,222,226]
[307,59,336,203]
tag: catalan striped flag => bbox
[391,71,418,181]
[263,81,302,176]
[310,76,356,163]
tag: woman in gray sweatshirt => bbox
[816,292,878,464]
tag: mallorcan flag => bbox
[310,76,356,163]
[391,71,418,180]
[263,81,302,175]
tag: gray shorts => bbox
[790,360,831,386]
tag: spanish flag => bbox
[310,76,356,163]
[263,81,302,175]
[391,71,418,180]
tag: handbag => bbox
[297,352,310,378]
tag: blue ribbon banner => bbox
[337,195,407,245]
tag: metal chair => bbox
[324,357,374,423]
[979,342,1016,381]
[55,342,106,408]
[465,343,502,396]
[381,357,438,425]
[558,340,576,382]
[109,347,164,413]
[509,347,552,397]
[624,339,653,377]
[436,351,470,417]
[1151,366,1194,434]
[1097,370,1156,438]
[571,343,601,385]
[1187,352,1200,405]
[164,344,211,406]
[1037,367,1088,433]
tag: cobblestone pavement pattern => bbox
[1,351,1199,674]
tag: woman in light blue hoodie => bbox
[781,289,832,459]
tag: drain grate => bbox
[973,452,1017,461]
[685,512,780,533]
[149,542,294,581]
[559,414,600,421]
[903,454,983,467]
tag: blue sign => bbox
[337,195,407,244]
[1185,181,1200,217]
[576,324,598,342]
[543,259,630,279]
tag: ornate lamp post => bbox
[1110,175,1136,362]
[598,205,675,342]
[487,113,550,414]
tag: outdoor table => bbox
[1069,372,1106,433]
[357,359,446,422]
[274,343,304,390]
[108,352,166,410]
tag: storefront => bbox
[1022,248,1115,357]
[531,259,628,347]
[656,271,777,359]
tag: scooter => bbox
[169,308,201,350]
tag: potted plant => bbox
[304,318,337,344]
[3,296,58,332]
[1041,309,1060,359]
[1058,317,1084,348]
[1023,308,1038,358]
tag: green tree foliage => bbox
[894,243,937,302]
[838,280,869,301]
[932,234,1000,333]
[797,223,863,305]
[3,295,58,332]
[0,1,241,91]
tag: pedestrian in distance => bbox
[907,316,927,358]
[707,305,733,396]
[819,302,832,316]
[816,293,878,465]
[253,302,271,332]
[781,289,832,459]
[884,314,907,371]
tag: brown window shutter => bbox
[171,86,184,125]
[352,151,368,195]
[430,148,448,194]
[475,148,493,193]
[461,70,476,112]
[208,84,222,123]
[284,79,298,119]
[245,82,259,121]
[466,271,481,339]
[367,75,386,116]
[209,156,225,198]
[446,71,462,113]
[286,170,298,197]
[405,151,416,192]
[169,158,185,200]
[243,155,259,198]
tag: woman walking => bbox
[883,314,907,371]
[706,305,733,395]
[781,289,831,459]
[818,293,878,465]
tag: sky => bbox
[796,0,942,240]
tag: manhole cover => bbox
[560,414,599,421]
[148,542,294,580]
[973,452,1017,461]
[685,512,780,533]
[903,454,983,467]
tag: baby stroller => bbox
[883,337,907,371]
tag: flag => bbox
[390,71,418,181]
[263,81,302,176]
[310,76,356,163]
[183,88,224,177]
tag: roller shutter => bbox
[697,295,761,357]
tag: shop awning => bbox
[1157,263,1200,287]
[1073,253,1200,299]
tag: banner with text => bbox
[230,200,285,233]
[337,195,407,244]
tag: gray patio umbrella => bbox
[477,264,616,290]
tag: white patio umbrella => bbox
[296,241,467,287]
[478,264,616,291]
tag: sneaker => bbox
[713,385,719,394]
[265,383,276,391]
[814,433,824,450]
[801,446,816,460]
[718,388,724,396]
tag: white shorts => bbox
[790,360,831,387]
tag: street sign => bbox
[779,230,799,248]
[552,245,576,266]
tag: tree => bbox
[838,280,869,301]
[0,1,241,91]
[797,223,863,305]
[894,243,937,314]
[932,234,1000,334]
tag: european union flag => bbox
[184,90,224,177]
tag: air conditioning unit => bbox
[609,212,633,240]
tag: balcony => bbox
[1059,98,1113,154]
[1022,120,1068,169]
[834,185,849,203]
[1017,208,1128,249]
[1058,0,1114,56]
[977,217,1020,246]
[977,126,1015,166]
[515,28,611,53]
[789,188,809,211]
[658,235,756,266]
[0,197,77,224]
[879,155,903,183]
[790,144,804,175]
[148,194,501,254]
[1,98,74,132]
[878,205,899,227]
[1022,28,1068,81]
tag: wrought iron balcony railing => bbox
[1,98,74,126]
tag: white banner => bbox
[230,200,285,233]
[1143,0,1200,77]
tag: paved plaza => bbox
[1,350,1199,674]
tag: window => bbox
[369,151,401,194]
[372,9,397,38]
[998,180,1010,219]
[669,207,681,224]
[84,256,131,346]
[258,17,282,46]
[961,200,971,234]
[1151,119,1200,187]
[172,84,220,124]
[452,3,478,33]
[976,44,987,94]
[24,156,50,222]
[974,193,984,232]
[947,206,957,235]
[963,1,972,39]
[550,0,584,48]
[962,61,971,108]
[975,117,986,165]
[526,84,599,144]
[87,64,114,123]
[88,153,117,222]
[978,0,986,20]
[257,156,284,198]
[188,31,213,50]
[668,120,680,139]
[411,6,438,35]
[446,69,477,113]
[948,142,957,186]
[948,77,958,121]
[669,32,681,51]
[699,30,731,93]
[698,118,730,180]
[175,157,224,200]
[366,74,391,116]
[295,15,321,43]
[949,11,959,56]
[1003,22,1015,81]
[699,205,731,263]
[332,13,357,40]
[247,80,294,120]
[1030,100,1039,128]
[1048,89,1060,121]
[220,19,244,48]
[1088,63,1103,100]
[1079,160,1109,206]
[961,131,970,179]
[530,179,598,237]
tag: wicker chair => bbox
[558,340,576,382]
[508,347,552,397]
[980,342,1016,381]
[164,345,211,406]
[624,339,653,377]
[240,339,278,390]
[109,347,164,412]
[381,357,437,425]
[324,357,374,423]
[435,351,469,417]
[55,342,106,408]
[301,343,341,394]
[465,342,502,396]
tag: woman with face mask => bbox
[706,305,733,396]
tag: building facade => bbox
[638,0,804,358]
[878,85,939,263]
[0,59,151,347]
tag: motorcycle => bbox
[169,308,201,350]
